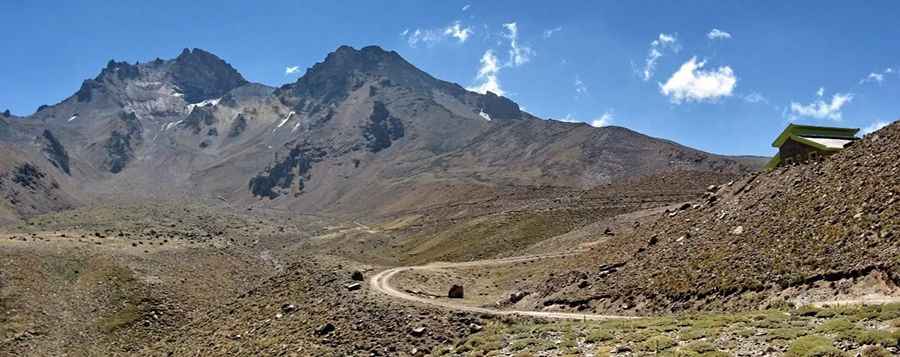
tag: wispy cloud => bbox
[743,92,767,104]
[659,57,736,103]
[467,50,504,95]
[816,87,825,97]
[860,72,885,84]
[404,21,473,47]
[444,21,473,43]
[462,4,470,11]
[640,33,679,81]
[860,67,895,84]
[707,28,732,40]
[862,120,891,135]
[557,111,615,127]
[789,90,853,121]
[574,75,587,96]
[285,66,300,75]
[543,26,562,39]
[503,22,534,66]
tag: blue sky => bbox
[2,1,898,156]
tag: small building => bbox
[765,124,860,169]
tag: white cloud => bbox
[591,111,614,127]
[467,50,504,95]
[405,29,439,47]
[789,93,853,121]
[862,120,891,135]
[462,4,470,11]
[641,33,679,81]
[557,111,615,127]
[860,72,884,84]
[285,66,300,75]
[707,28,732,40]
[743,92,767,104]
[659,57,737,103]
[503,22,534,66]
[444,21,473,43]
[860,67,895,84]
[816,87,824,97]
[543,26,562,39]
[404,21,473,47]
[574,75,587,96]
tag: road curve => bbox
[369,253,634,321]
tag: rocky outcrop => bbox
[477,91,521,120]
[362,102,404,153]
[104,112,143,174]
[171,48,248,103]
[40,130,70,175]
[180,106,217,135]
[227,114,248,138]
[248,146,326,199]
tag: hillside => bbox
[522,121,900,315]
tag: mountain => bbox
[0,45,763,220]
[526,121,900,315]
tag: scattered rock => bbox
[448,285,464,299]
[409,326,426,337]
[509,291,528,303]
[731,226,745,235]
[281,304,298,313]
[345,282,362,291]
[315,323,335,336]
[351,270,364,281]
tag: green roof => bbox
[771,124,860,148]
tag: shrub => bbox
[684,341,717,353]
[584,329,614,344]
[639,335,676,352]
[785,336,844,357]
[816,319,856,334]
[849,329,896,347]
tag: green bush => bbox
[639,335,676,352]
[684,341,717,353]
[584,329,614,344]
[849,329,896,347]
[785,336,844,357]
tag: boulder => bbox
[448,285,464,299]
[410,326,426,337]
[351,270,364,281]
[509,291,528,303]
[315,323,335,336]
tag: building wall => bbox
[778,138,826,165]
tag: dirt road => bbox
[369,253,634,321]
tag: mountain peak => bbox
[171,48,248,103]
[276,45,440,106]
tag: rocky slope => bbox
[0,45,762,220]
[528,121,900,315]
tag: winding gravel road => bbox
[369,253,634,321]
